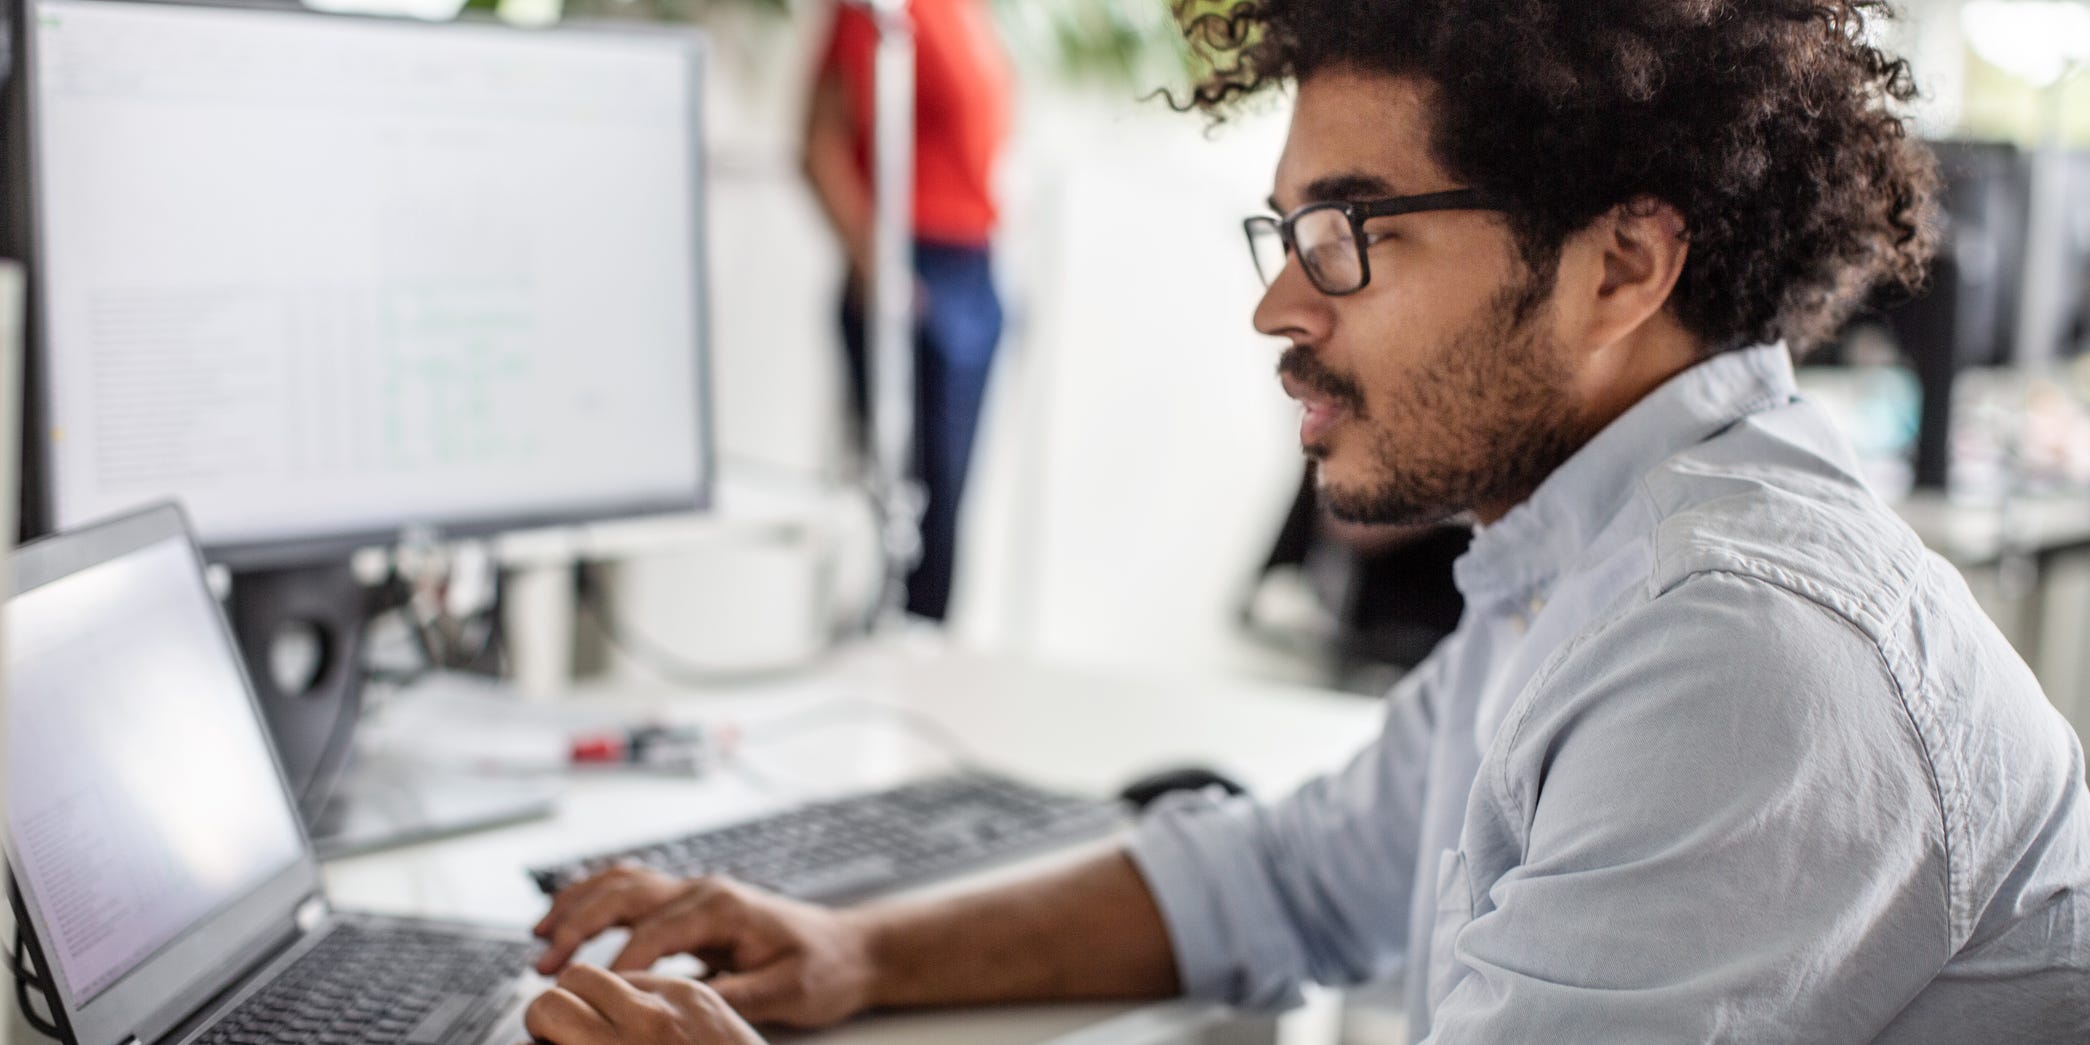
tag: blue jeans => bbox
[842,240,1002,621]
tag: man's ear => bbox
[1584,196,1690,352]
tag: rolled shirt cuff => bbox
[1125,787,1307,1010]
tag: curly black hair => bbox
[1175,0,1941,356]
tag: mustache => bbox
[1276,344,1366,414]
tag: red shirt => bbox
[818,0,1011,245]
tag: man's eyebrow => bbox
[1267,172,1402,214]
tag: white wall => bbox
[699,8,849,482]
[954,92,1307,679]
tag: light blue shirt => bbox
[1129,345,2090,1042]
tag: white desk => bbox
[1892,490,2090,569]
[320,638,1385,1044]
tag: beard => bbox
[1281,279,1586,527]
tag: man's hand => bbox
[532,852,1178,1025]
[524,964,764,1045]
[533,865,683,974]
[533,866,874,1029]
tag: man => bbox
[522,0,2090,1041]
[803,0,1012,621]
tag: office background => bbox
[573,0,2090,747]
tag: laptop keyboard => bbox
[195,921,531,1045]
[528,770,1127,902]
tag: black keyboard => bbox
[528,771,1126,902]
[196,920,532,1045]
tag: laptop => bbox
[6,503,538,1045]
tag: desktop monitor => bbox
[17,0,713,558]
[6,0,714,832]
[1863,140,2030,488]
[2040,152,2090,362]
[1865,141,2090,489]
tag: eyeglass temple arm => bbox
[1354,188,1501,218]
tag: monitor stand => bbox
[227,562,557,857]
[227,562,369,821]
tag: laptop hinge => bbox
[294,897,328,933]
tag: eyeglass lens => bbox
[1294,207,1362,294]
[1246,206,1365,294]
[1247,218,1287,287]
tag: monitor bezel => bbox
[5,502,327,1045]
[11,0,716,570]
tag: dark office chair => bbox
[1245,471,1469,690]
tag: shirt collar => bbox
[1452,343,1800,613]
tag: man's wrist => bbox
[835,904,903,1010]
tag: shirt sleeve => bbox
[1125,643,1447,1008]
[1422,571,1952,1043]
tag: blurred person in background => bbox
[801,0,1012,621]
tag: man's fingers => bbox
[615,971,692,993]
[620,971,736,1011]
[535,864,660,938]
[553,965,654,1030]
[619,974,766,1044]
[535,866,633,936]
[535,881,598,939]
[609,883,740,972]
[521,987,615,1045]
[537,880,659,974]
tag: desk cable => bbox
[293,557,507,819]
[368,545,508,687]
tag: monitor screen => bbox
[28,0,710,560]
[6,533,307,1004]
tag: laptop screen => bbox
[6,534,306,1003]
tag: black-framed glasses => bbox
[1244,189,1503,296]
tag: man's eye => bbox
[1305,242,1348,267]
[1362,231,1395,247]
